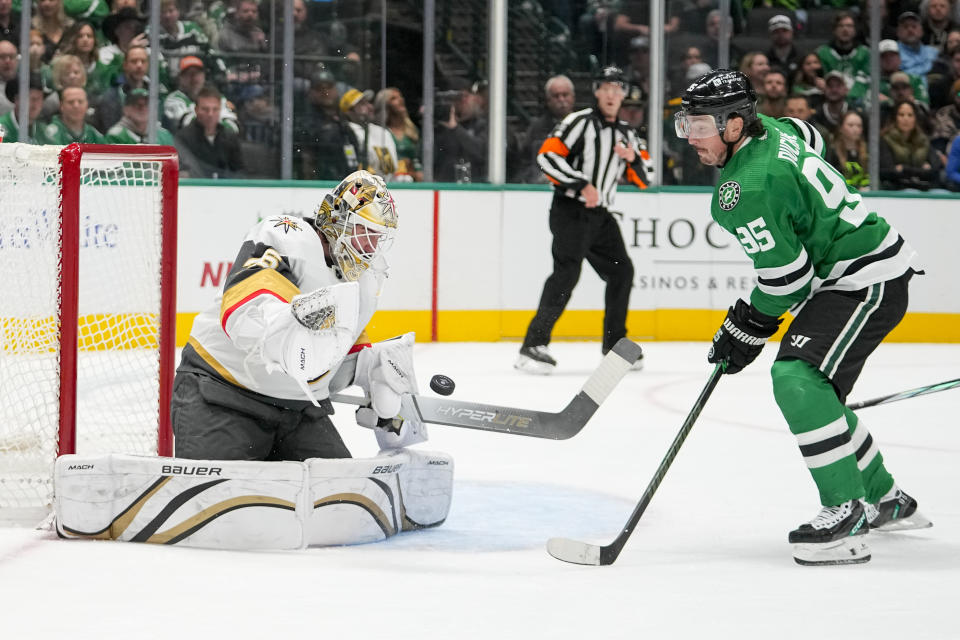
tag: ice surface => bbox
[1,341,957,639]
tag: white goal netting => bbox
[0,143,174,519]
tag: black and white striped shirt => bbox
[537,107,653,209]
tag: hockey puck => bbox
[430,374,456,396]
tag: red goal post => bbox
[0,143,178,519]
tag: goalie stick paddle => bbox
[547,363,724,566]
[330,338,643,439]
[845,377,960,410]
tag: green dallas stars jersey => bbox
[34,116,105,145]
[711,114,921,318]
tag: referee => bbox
[516,66,653,374]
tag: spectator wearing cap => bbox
[340,87,399,182]
[765,15,802,79]
[35,86,104,144]
[293,67,360,180]
[922,0,958,51]
[758,67,789,118]
[897,11,940,80]
[878,39,929,107]
[104,85,175,144]
[100,7,148,72]
[815,12,870,106]
[155,0,221,83]
[0,39,16,115]
[0,73,44,142]
[813,70,854,133]
[164,55,237,133]
[888,70,933,128]
[434,80,488,182]
[513,74,575,184]
[175,84,244,178]
[932,78,960,152]
[0,0,21,45]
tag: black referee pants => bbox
[523,194,634,353]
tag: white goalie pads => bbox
[53,450,454,550]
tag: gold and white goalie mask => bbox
[315,170,398,282]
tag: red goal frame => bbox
[56,143,178,457]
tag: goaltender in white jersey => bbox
[54,171,454,549]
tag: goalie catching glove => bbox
[354,332,427,448]
[708,299,782,374]
[261,281,360,383]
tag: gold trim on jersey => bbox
[188,336,245,388]
[221,268,301,324]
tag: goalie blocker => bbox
[54,450,453,549]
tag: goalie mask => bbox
[314,170,398,281]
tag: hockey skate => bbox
[515,345,557,374]
[865,485,932,532]
[788,500,870,566]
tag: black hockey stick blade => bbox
[331,338,643,439]
[845,377,960,410]
[547,363,724,566]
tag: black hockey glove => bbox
[708,299,782,374]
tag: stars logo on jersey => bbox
[718,181,741,211]
[272,216,302,234]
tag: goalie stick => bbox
[330,338,644,439]
[845,377,960,410]
[546,363,724,566]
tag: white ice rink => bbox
[1,341,957,639]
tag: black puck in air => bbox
[429,374,456,396]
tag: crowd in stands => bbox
[0,0,422,181]
[2,0,960,191]
[511,0,960,191]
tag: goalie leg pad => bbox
[55,450,455,550]
[396,449,454,531]
[55,454,306,549]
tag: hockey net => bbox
[0,143,177,522]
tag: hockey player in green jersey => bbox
[676,70,931,566]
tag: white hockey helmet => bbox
[314,170,398,281]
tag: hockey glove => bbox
[261,282,360,382]
[708,299,782,374]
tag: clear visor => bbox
[674,112,720,140]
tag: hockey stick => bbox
[845,377,960,410]
[329,338,644,439]
[546,363,724,565]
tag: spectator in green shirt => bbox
[0,73,44,143]
[35,86,104,144]
[815,11,870,106]
[104,85,175,144]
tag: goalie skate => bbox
[788,500,871,566]
[865,486,932,532]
